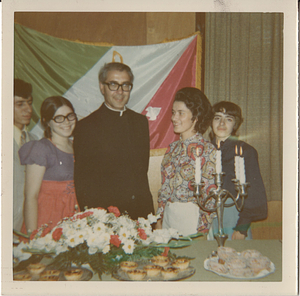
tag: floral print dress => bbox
[157,133,216,234]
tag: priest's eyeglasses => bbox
[52,113,77,123]
[103,81,133,92]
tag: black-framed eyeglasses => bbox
[52,112,77,123]
[103,81,133,92]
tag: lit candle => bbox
[216,141,222,174]
[234,145,240,180]
[195,147,201,184]
[239,146,246,184]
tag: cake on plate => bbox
[40,270,60,281]
[127,269,147,280]
[13,273,32,281]
[171,258,190,270]
[120,261,138,272]
[161,267,180,280]
[27,263,46,275]
[143,265,162,277]
[151,255,169,267]
[63,269,83,281]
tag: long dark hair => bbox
[174,87,212,134]
[41,96,75,138]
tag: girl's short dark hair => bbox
[41,96,75,138]
[212,101,244,135]
[174,87,212,134]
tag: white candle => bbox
[216,141,222,174]
[234,145,240,180]
[239,146,246,184]
[195,148,201,184]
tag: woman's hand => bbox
[231,230,246,240]
[24,164,46,233]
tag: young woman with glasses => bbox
[19,96,80,235]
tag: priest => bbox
[73,62,154,220]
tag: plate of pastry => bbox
[204,247,275,280]
[13,264,93,281]
[113,256,196,281]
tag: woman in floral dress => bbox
[19,96,80,234]
[156,87,216,236]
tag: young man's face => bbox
[212,112,236,141]
[14,96,33,130]
[99,70,131,110]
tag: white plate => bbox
[204,257,275,280]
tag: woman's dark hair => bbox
[174,87,212,134]
[211,101,244,136]
[41,96,75,138]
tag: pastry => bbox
[143,265,162,277]
[127,269,147,280]
[151,255,169,267]
[217,246,237,261]
[161,267,180,280]
[13,273,32,281]
[63,268,83,281]
[40,270,60,281]
[241,249,262,259]
[229,267,254,278]
[40,274,60,281]
[171,258,190,270]
[207,260,228,274]
[247,256,271,275]
[225,256,247,270]
[27,263,46,275]
[120,261,138,272]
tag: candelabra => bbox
[194,173,249,247]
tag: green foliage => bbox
[46,242,166,279]
[13,254,43,273]
[16,233,202,279]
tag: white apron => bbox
[162,201,199,236]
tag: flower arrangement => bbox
[13,206,200,279]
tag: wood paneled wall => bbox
[14,12,197,45]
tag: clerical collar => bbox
[104,103,126,116]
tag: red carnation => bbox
[110,235,121,247]
[78,211,93,219]
[137,228,147,240]
[108,206,120,217]
[29,229,39,240]
[41,227,51,237]
[52,227,63,241]
[161,247,170,257]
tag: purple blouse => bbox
[19,138,74,181]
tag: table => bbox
[95,238,282,281]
